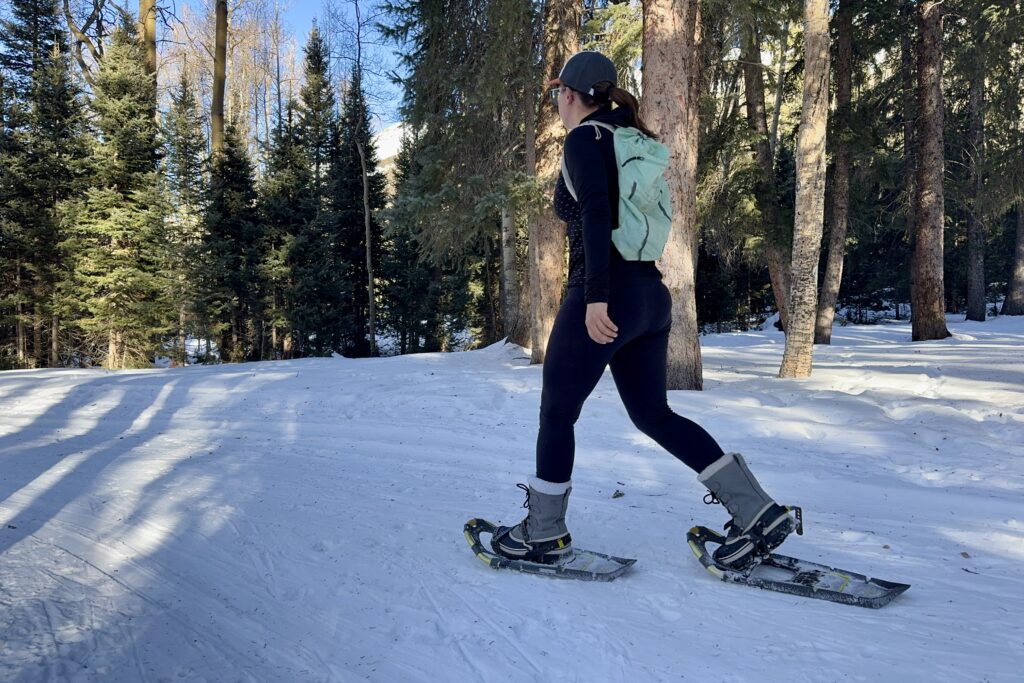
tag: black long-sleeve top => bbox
[554,105,661,304]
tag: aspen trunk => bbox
[50,315,59,367]
[211,1,228,154]
[779,0,830,378]
[815,0,853,344]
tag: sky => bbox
[172,0,405,130]
[277,0,405,129]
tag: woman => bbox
[491,51,794,571]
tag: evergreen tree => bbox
[163,71,208,363]
[60,25,169,369]
[299,27,336,214]
[200,122,263,362]
[0,0,66,96]
[332,65,387,357]
[259,99,313,358]
[288,25,349,356]
[0,0,88,367]
[381,133,470,353]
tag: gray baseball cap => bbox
[549,51,617,96]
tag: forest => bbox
[1,0,1022,379]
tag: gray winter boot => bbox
[698,452,795,570]
[491,477,573,564]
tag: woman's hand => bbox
[585,302,618,344]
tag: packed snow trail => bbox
[1,317,1022,682]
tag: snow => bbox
[2,315,1023,682]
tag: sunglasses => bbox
[548,87,561,104]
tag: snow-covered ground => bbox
[1,316,1022,682]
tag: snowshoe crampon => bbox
[463,518,636,582]
[687,525,910,608]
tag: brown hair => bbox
[574,81,659,140]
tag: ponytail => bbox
[576,81,659,140]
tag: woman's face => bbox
[555,85,581,131]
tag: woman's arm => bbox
[563,128,613,305]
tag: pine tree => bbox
[299,27,336,214]
[332,64,387,357]
[0,0,66,96]
[163,70,208,363]
[0,0,88,367]
[259,99,313,358]
[60,25,169,369]
[200,122,263,362]
[288,25,350,356]
[381,132,471,353]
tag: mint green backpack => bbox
[560,120,673,261]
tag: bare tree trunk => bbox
[500,207,519,339]
[211,0,228,154]
[15,261,26,365]
[33,304,43,368]
[529,0,579,364]
[769,19,790,159]
[965,18,987,322]
[350,2,378,357]
[741,19,790,332]
[178,307,187,365]
[901,1,917,252]
[355,135,378,356]
[50,315,59,367]
[107,331,118,370]
[815,0,853,344]
[911,1,951,341]
[1003,204,1024,314]
[779,0,829,378]
[139,0,157,78]
[643,0,704,389]
[62,0,101,87]
[508,51,536,349]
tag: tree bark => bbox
[15,260,26,365]
[529,0,578,364]
[1003,204,1024,314]
[901,1,917,254]
[769,19,790,159]
[815,0,853,344]
[355,133,378,356]
[779,0,829,378]
[139,0,157,79]
[965,17,987,322]
[643,0,704,389]
[911,1,951,341]
[211,0,228,154]
[508,50,536,350]
[500,207,519,340]
[50,315,59,367]
[741,19,790,333]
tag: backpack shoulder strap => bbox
[561,120,618,200]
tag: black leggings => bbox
[536,279,724,483]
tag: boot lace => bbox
[703,491,720,505]
[516,483,531,538]
[517,483,531,508]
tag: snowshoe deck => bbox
[687,525,910,608]
[464,518,636,581]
